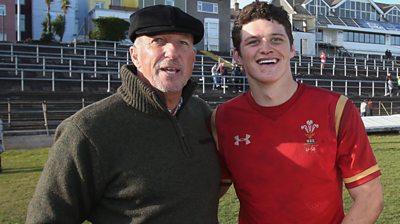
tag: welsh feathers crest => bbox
[301,120,319,152]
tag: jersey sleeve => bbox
[211,108,233,186]
[336,100,381,189]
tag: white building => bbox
[272,0,400,57]
[32,0,87,42]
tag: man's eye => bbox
[271,38,283,44]
[152,38,166,45]
[179,40,190,46]
[246,40,259,46]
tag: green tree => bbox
[40,16,53,43]
[59,0,70,42]
[45,0,52,33]
[90,17,130,41]
[40,0,53,42]
[52,14,65,41]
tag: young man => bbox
[212,1,383,223]
[26,5,220,223]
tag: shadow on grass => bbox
[1,167,43,174]
[371,141,400,145]
[373,147,400,152]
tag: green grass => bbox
[0,148,48,224]
[0,134,399,223]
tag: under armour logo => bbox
[234,134,251,146]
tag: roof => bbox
[293,4,312,15]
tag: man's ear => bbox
[191,47,197,58]
[289,44,296,59]
[130,46,139,67]
[233,49,242,65]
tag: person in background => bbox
[320,50,326,69]
[211,63,220,89]
[385,49,392,61]
[360,99,368,117]
[26,5,220,223]
[212,1,383,223]
[0,118,4,173]
[387,74,394,97]
[231,63,242,93]
[397,74,400,96]
[367,98,374,116]
[219,63,228,89]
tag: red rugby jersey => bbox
[214,83,381,224]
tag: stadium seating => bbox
[0,41,399,134]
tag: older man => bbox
[26,5,220,223]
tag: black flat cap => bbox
[128,5,204,44]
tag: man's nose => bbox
[259,39,273,54]
[163,43,179,58]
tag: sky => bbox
[231,0,399,9]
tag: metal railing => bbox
[0,66,391,98]
[1,97,399,135]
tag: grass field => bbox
[0,134,399,223]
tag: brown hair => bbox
[232,1,294,55]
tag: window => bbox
[337,1,378,20]
[365,33,369,43]
[165,0,174,6]
[344,31,384,45]
[348,32,354,42]
[15,14,25,32]
[112,0,121,6]
[393,36,400,45]
[0,5,6,16]
[95,2,105,9]
[359,33,364,42]
[0,32,6,41]
[197,1,218,14]
[306,0,328,16]
[316,30,323,41]
[15,0,25,4]
[387,8,400,24]
[354,32,359,42]
[204,18,219,51]
[369,34,374,43]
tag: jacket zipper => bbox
[171,116,191,157]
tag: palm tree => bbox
[52,14,65,41]
[45,0,51,34]
[40,0,53,42]
[59,0,70,42]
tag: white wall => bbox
[32,0,87,42]
[293,31,315,56]
[90,9,133,20]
